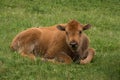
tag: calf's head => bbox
[57,20,91,51]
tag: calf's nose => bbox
[69,41,78,48]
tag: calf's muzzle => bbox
[69,41,78,50]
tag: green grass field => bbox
[0,0,120,80]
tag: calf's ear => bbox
[56,25,65,31]
[83,24,91,30]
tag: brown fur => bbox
[10,20,95,64]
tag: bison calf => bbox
[10,20,95,64]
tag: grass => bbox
[0,0,120,80]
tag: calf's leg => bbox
[55,52,73,64]
[80,48,95,64]
[21,52,36,60]
[42,52,72,64]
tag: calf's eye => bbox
[79,31,82,34]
